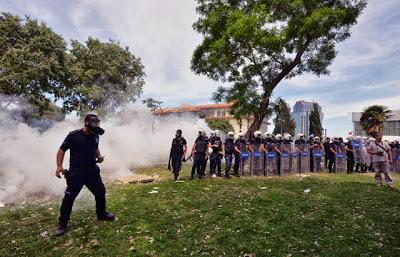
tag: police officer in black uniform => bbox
[55,113,115,236]
[233,132,247,177]
[190,129,209,179]
[223,132,235,178]
[345,137,355,173]
[210,130,223,177]
[323,137,331,169]
[168,129,187,180]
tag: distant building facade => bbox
[292,100,323,137]
[352,110,400,137]
[154,103,269,135]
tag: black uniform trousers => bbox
[171,154,183,177]
[233,154,240,175]
[191,152,206,178]
[59,166,106,226]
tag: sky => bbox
[1,0,399,137]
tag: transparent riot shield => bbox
[361,139,370,166]
[313,144,324,172]
[394,148,400,173]
[266,150,278,176]
[352,139,364,164]
[335,144,347,172]
[240,151,250,176]
[291,151,299,174]
[280,143,291,176]
[297,143,310,173]
[251,150,264,176]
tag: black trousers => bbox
[59,167,106,226]
[328,155,335,172]
[347,157,355,173]
[171,154,183,177]
[191,153,206,178]
[210,153,222,175]
[324,154,329,168]
[233,154,240,175]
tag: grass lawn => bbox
[1,165,400,257]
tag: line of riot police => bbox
[169,129,400,180]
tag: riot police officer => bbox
[223,132,235,178]
[168,129,187,180]
[233,132,249,176]
[209,130,223,177]
[55,113,115,236]
[190,129,209,179]
[345,136,355,173]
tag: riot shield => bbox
[297,143,310,173]
[361,139,370,166]
[239,151,250,176]
[280,143,291,176]
[335,144,347,172]
[266,150,278,176]
[251,149,264,176]
[352,139,364,164]
[291,150,299,174]
[313,144,324,172]
[237,142,250,176]
[394,148,400,173]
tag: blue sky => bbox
[1,0,399,137]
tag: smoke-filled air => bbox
[0,106,209,204]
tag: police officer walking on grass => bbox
[168,129,187,181]
[55,113,115,236]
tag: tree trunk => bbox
[244,39,311,141]
[245,93,271,140]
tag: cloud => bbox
[1,0,399,137]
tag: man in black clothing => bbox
[190,129,209,179]
[323,137,331,169]
[55,113,114,236]
[223,132,235,178]
[346,136,355,173]
[209,130,223,177]
[168,129,187,180]
[233,132,247,177]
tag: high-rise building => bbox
[292,100,323,137]
[352,111,400,137]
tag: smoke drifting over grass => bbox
[0,106,208,204]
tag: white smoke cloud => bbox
[0,105,208,204]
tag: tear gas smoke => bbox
[0,106,209,204]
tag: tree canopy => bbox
[272,98,295,136]
[0,12,145,116]
[309,102,323,138]
[192,0,366,139]
[360,105,391,137]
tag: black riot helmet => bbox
[84,113,105,135]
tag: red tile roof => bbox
[154,103,232,114]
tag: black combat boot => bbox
[97,212,116,221]
[55,224,67,236]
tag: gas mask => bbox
[175,129,182,138]
[84,114,105,135]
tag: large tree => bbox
[191,0,366,139]
[272,98,295,136]
[0,13,145,117]
[309,102,323,138]
[0,12,67,114]
[63,38,145,115]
